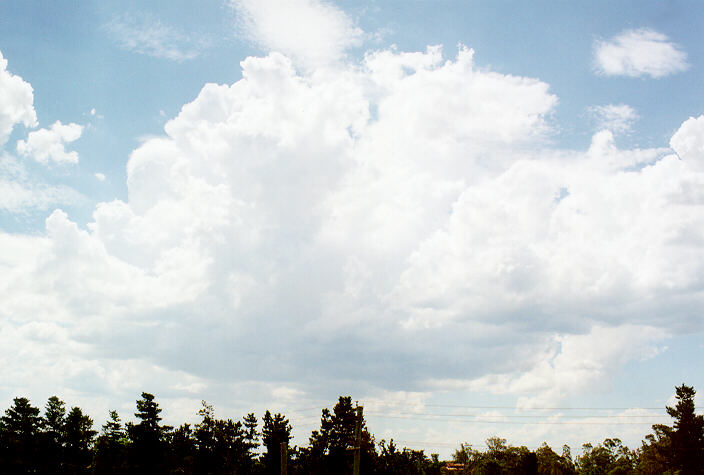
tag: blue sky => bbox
[1,0,703,456]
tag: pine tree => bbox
[1,397,42,472]
[129,392,165,473]
[41,396,66,472]
[94,410,128,474]
[63,406,96,473]
[262,410,292,474]
[667,384,704,473]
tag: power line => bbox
[365,411,667,419]
[390,440,548,450]
[365,413,664,425]
[364,400,664,411]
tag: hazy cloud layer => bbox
[593,28,688,78]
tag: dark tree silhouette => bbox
[63,406,96,473]
[262,410,291,474]
[194,400,216,472]
[639,383,704,474]
[193,400,259,473]
[535,442,574,474]
[166,422,196,474]
[41,395,66,473]
[128,392,166,473]
[1,397,42,473]
[0,386,700,474]
[94,409,128,474]
[667,383,704,473]
[376,439,442,474]
[304,396,375,474]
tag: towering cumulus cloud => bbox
[1,20,704,433]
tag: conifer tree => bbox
[667,383,704,473]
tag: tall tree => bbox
[44,395,66,438]
[94,410,128,475]
[63,406,96,473]
[262,410,292,474]
[243,412,259,454]
[41,395,67,472]
[128,392,166,473]
[1,397,42,473]
[667,383,704,473]
[306,396,375,474]
[194,400,217,473]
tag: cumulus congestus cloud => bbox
[2,32,704,420]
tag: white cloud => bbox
[593,28,688,78]
[0,51,37,146]
[230,0,363,67]
[476,325,666,408]
[2,42,704,431]
[670,115,704,172]
[16,120,83,164]
[106,13,206,62]
[589,104,638,134]
[95,172,106,182]
[0,154,84,212]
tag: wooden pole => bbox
[280,441,287,475]
[353,405,363,475]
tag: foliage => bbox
[535,442,575,474]
[376,438,442,474]
[638,383,704,474]
[301,395,376,474]
[452,438,537,474]
[0,385,701,474]
[128,391,167,472]
[94,409,128,474]
[0,396,42,473]
[262,409,291,474]
[575,438,635,474]
[63,406,97,473]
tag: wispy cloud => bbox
[589,104,638,134]
[106,13,207,62]
[593,28,688,78]
[0,154,84,213]
[230,0,363,68]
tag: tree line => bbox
[0,384,701,474]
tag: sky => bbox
[1,0,704,457]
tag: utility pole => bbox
[280,441,287,475]
[353,404,363,475]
